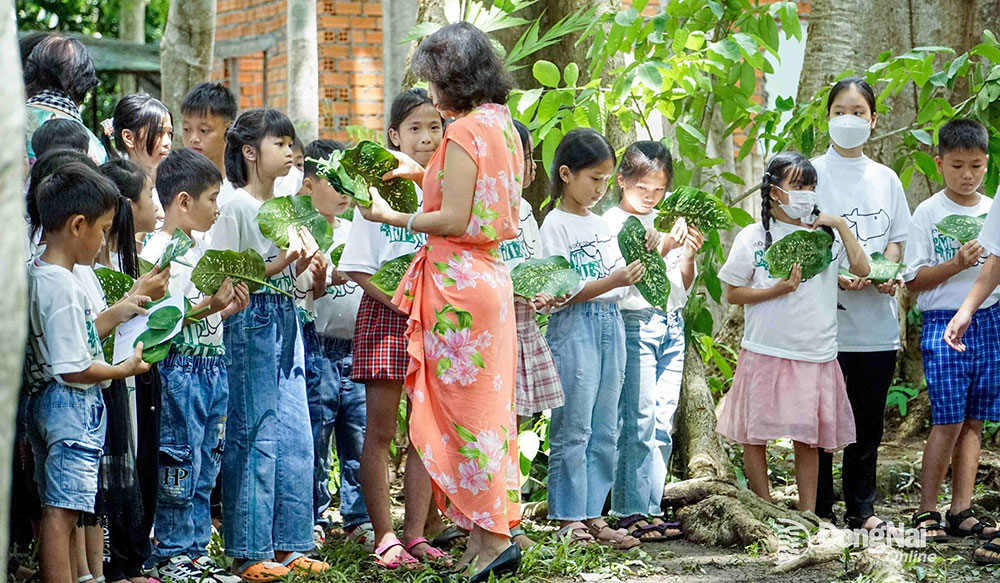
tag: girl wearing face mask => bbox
[716,152,869,514]
[812,77,913,531]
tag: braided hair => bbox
[760,151,821,249]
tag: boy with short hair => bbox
[296,139,372,549]
[24,162,151,583]
[30,118,90,160]
[181,82,237,180]
[139,148,249,583]
[904,118,999,544]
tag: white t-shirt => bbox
[295,218,364,340]
[140,231,225,355]
[207,187,296,294]
[814,146,911,351]
[718,220,845,363]
[500,198,541,271]
[539,207,625,304]
[977,190,1000,257]
[339,188,426,276]
[602,205,693,312]
[25,259,107,392]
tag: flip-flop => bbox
[231,560,290,583]
[373,540,424,570]
[555,521,595,546]
[276,551,330,573]
[430,525,469,548]
[405,537,454,567]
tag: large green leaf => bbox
[510,256,581,299]
[138,338,173,364]
[255,195,334,252]
[764,229,834,281]
[617,216,670,310]
[309,150,372,208]
[138,257,155,276]
[147,306,182,330]
[330,244,345,266]
[370,253,416,296]
[340,140,419,213]
[936,213,987,244]
[157,228,195,269]
[191,249,292,298]
[865,252,904,284]
[655,186,734,232]
[94,267,134,305]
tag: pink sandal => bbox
[373,540,423,570]
[405,537,454,566]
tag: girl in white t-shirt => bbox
[716,152,869,514]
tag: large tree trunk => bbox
[0,0,27,576]
[119,0,147,95]
[160,0,216,148]
[286,0,319,142]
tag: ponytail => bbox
[109,196,138,277]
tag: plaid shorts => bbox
[351,292,409,381]
[515,297,564,416]
[921,303,1000,425]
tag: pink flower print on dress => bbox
[445,254,480,290]
[438,472,459,494]
[475,174,499,206]
[458,459,489,494]
[472,135,488,159]
[473,429,505,473]
[442,328,477,363]
[472,511,496,529]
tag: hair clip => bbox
[100,118,114,137]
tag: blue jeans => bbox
[302,324,369,529]
[222,294,313,560]
[153,354,228,560]
[545,302,626,521]
[612,308,685,517]
[27,382,106,513]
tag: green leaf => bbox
[866,252,904,284]
[340,141,419,213]
[779,2,801,40]
[617,216,670,311]
[764,229,834,281]
[138,338,173,364]
[614,7,638,27]
[912,150,941,181]
[709,38,741,63]
[729,206,755,227]
[636,62,663,91]
[563,62,579,87]
[510,256,581,298]
[532,60,561,88]
[94,267,134,305]
[370,253,416,296]
[308,151,371,208]
[157,229,195,269]
[453,423,478,444]
[138,257,155,276]
[191,249,292,298]
[330,244,345,266]
[656,186,734,232]
[147,306,182,331]
[936,213,987,244]
[255,196,334,252]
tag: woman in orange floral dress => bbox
[358,22,525,582]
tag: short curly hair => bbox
[411,22,512,113]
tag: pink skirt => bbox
[716,349,856,450]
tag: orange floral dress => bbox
[393,104,523,535]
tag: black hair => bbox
[548,128,616,210]
[512,119,531,158]
[291,136,304,153]
[24,35,98,104]
[35,161,119,234]
[411,22,513,113]
[618,140,673,190]
[760,151,821,249]
[938,118,989,157]
[19,32,51,72]
[31,118,90,158]
[224,108,296,188]
[303,139,346,178]
[27,149,96,239]
[100,159,149,277]
[826,76,876,116]
[107,93,173,158]
[181,82,239,122]
[155,148,223,208]
[386,88,441,149]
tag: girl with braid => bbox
[714,152,868,513]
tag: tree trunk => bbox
[0,0,27,576]
[399,0,447,89]
[160,0,216,148]
[286,0,319,142]
[119,0,147,95]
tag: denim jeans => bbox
[222,294,313,559]
[545,302,626,521]
[153,354,228,560]
[302,324,369,529]
[611,308,685,518]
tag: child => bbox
[31,118,90,160]
[24,162,150,583]
[906,119,999,548]
[99,160,156,271]
[105,94,173,182]
[339,88,449,568]
[602,141,702,540]
[139,149,249,583]
[207,108,329,581]
[181,82,237,180]
[813,77,912,530]
[297,139,371,548]
[716,152,869,513]
[539,128,644,548]
[273,137,305,198]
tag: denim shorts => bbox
[27,381,106,513]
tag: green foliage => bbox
[936,213,988,244]
[765,229,834,281]
[369,253,415,296]
[132,298,185,364]
[341,141,419,213]
[329,244,345,267]
[509,255,580,298]
[865,252,905,284]
[617,215,670,310]
[156,229,194,269]
[308,151,371,208]
[655,186,735,232]
[191,249,292,298]
[94,266,133,305]
[887,381,922,417]
[255,196,334,252]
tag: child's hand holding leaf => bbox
[357,186,397,225]
[838,273,870,291]
[954,239,985,270]
[209,277,236,314]
[329,268,349,287]
[123,341,152,376]
[111,293,151,325]
[132,264,171,301]
[380,149,425,183]
[221,282,250,320]
[612,259,646,288]
[775,263,802,295]
[684,224,704,258]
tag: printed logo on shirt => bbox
[380,223,426,245]
[843,208,891,243]
[499,238,526,262]
[85,309,103,359]
[753,249,772,272]
[932,228,985,266]
[568,240,610,279]
[325,280,360,298]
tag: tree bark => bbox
[400,0,447,89]
[118,0,147,95]
[0,0,27,576]
[159,0,216,148]
[286,0,319,142]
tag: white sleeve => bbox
[887,176,912,244]
[208,209,242,252]
[902,208,935,282]
[338,214,380,274]
[980,201,1000,257]
[717,228,756,287]
[539,219,566,259]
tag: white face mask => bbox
[775,186,817,222]
[828,115,872,149]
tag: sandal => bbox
[555,521,595,546]
[404,537,454,567]
[345,522,375,551]
[276,551,329,573]
[946,508,997,540]
[618,514,677,543]
[649,518,684,541]
[911,510,949,543]
[231,560,290,583]
[430,524,469,548]
[373,540,424,570]
[974,537,1000,565]
[586,519,642,550]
